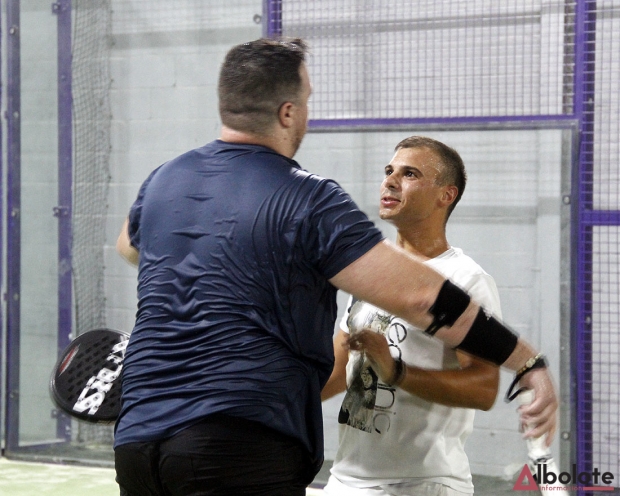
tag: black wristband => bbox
[457,308,519,365]
[504,353,548,402]
[424,280,471,336]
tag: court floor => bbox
[0,457,326,496]
[0,456,522,495]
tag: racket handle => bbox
[518,390,551,459]
[519,389,563,493]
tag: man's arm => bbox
[347,330,498,410]
[401,351,499,411]
[329,239,558,443]
[330,240,519,361]
[116,217,139,266]
[321,327,498,410]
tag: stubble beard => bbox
[290,125,306,157]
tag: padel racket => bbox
[50,328,129,423]
[519,389,564,495]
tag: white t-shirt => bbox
[330,247,502,493]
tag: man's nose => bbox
[383,174,399,190]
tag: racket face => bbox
[50,328,130,423]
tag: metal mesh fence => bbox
[592,6,620,211]
[280,0,575,121]
[111,0,256,33]
[73,0,111,337]
[591,226,620,473]
[576,1,620,483]
[72,0,113,445]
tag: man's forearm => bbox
[321,329,349,401]
[399,364,498,411]
[330,240,529,371]
[347,330,499,410]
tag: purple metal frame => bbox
[262,0,282,38]
[573,1,598,491]
[5,0,21,451]
[54,0,73,440]
[3,0,73,451]
[309,115,577,131]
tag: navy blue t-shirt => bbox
[114,140,383,470]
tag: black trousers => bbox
[115,414,314,496]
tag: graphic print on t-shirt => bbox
[338,301,405,433]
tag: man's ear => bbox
[277,101,295,128]
[441,185,459,207]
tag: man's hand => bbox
[347,329,398,385]
[117,217,139,266]
[517,368,558,447]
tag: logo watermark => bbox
[513,464,616,492]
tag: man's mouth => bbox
[381,196,400,207]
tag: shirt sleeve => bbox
[299,178,384,279]
[463,272,502,319]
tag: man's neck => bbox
[220,125,293,158]
[395,222,450,261]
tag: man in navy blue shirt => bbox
[115,38,557,496]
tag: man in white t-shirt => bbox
[322,136,501,496]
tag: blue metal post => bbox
[262,0,282,38]
[5,0,21,451]
[54,0,73,440]
[573,1,597,491]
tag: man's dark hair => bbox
[218,38,308,135]
[395,136,467,220]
